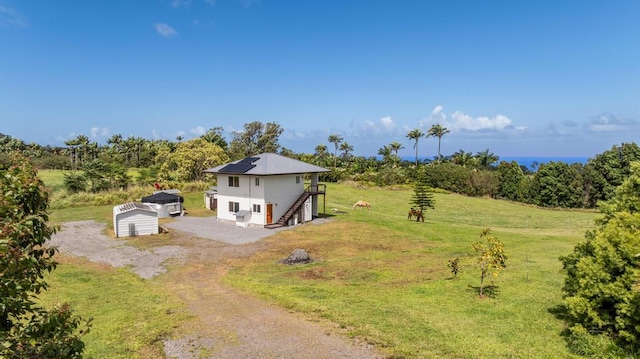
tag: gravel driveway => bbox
[49,221,186,279]
[162,216,293,244]
[48,218,382,359]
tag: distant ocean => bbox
[399,156,589,170]
[500,157,589,170]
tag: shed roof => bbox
[204,153,330,176]
[114,202,156,215]
[142,191,184,204]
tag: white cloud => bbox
[204,0,216,6]
[0,4,27,27]
[190,126,206,135]
[586,113,638,133]
[152,130,161,139]
[90,127,109,139]
[448,111,517,132]
[175,130,186,138]
[379,116,396,131]
[154,23,177,38]
[419,105,447,128]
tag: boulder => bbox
[283,248,311,265]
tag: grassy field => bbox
[224,183,598,358]
[38,172,599,358]
[39,256,188,359]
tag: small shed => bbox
[142,191,184,218]
[113,202,159,238]
[204,188,217,210]
[235,210,251,228]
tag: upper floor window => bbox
[296,175,300,184]
[228,176,239,187]
[255,177,260,186]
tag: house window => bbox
[295,175,300,184]
[228,176,239,187]
[255,177,260,186]
[228,201,239,212]
[253,204,261,213]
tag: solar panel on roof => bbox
[219,157,259,173]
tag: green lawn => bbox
[224,183,598,358]
[40,178,599,358]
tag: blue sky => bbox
[1,0,639,159]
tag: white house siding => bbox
[114,210,158,238]
[264,174,305,224]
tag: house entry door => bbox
[266,203,273,224]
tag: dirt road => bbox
[50,220,383,359]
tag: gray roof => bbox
[114,202,156,214]
[204,153,330,175]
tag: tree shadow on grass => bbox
[466,285,500,298]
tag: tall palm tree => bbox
[64,138,80,169]
[389,141,404,157]
[328,134,343,169]
[427,124,450,161]
[75,134,90,165]
[406,128,424,167]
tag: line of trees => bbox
[1,127,638,210]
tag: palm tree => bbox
[314,144,328,158]
[389,141,404,157]
[427,124,450,161]
[406,128,424,167]
[75,134,90,165]
[64,138,80,169]
[451,149,475,167]
[377,145,392,161]
[328,134,343,169]
[339,141,353,160]
[475,148,499,169]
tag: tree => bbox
[406,128,424,167]
[327,134,343,169]
[560,162,640,353]
[229,121,284,159]
[0,156,88,358]
[451,149,475,168]
[409,172,435,221]
[339,141,354,160]
[389,141,404,157]
[160,138,229,182]
[529,161,584,208]
[427,124,450,161]
[472,228,507,298]
[475,149,499,169]
[583,142,640,208]
[497,161,528,201]
[201,127,228,150]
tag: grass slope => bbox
[225,183,597,358]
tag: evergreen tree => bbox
[409,173,435,221]
[560,161,640,354]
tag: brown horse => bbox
[408,208,424,222]
[352,200,371,213]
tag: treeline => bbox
[1,122,638,210]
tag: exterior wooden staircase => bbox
[268,192,311,228]
[264,185,326,229]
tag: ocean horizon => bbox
[398,156,589,170]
